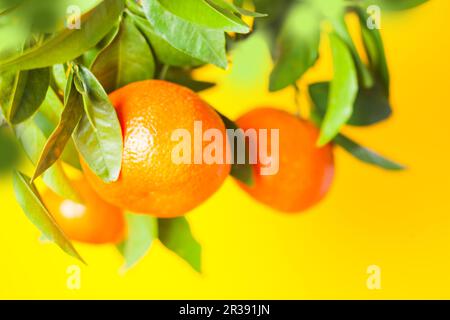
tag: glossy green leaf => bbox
[334,134,405,170]
[132,14,203,67]
[357,9,390,96]
[207,0,267,17]
[73,66,123,183]
[269,2,320,91]
[219,112,254,186]
[117,213,158,271]
[158,217,201,273]
[91,14,154,93]
[12,170,85,263]
[0,0,124,71]
[309,81,391,126]
[318,34,358,145]
[8,67,50,124]
[15,120,81,202]
[32,79,84,181]
[142,0,227,68]
[158,0,249,33]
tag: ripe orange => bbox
[236,107,334,213]
[81,80,230,217]
[42,177,125,244]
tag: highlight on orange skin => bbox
[42,178,126,244]
[236,107,335,213]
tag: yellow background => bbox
[1,0,450,299]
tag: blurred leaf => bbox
[218,112,254,186]
[269,2,320,91]
[8,67,50,124]
[32,79,83,181]
[166,67,215,92]
[158,217,201,273]
[26,0,65,34]
[73,66,123,183]
[318,34,358,145]
[132,14,203,67]
[334,134,405,170]
[330,14,374,89]
[207,0,267,17]
[363,0,429,11]
[158,0,249,33]
[15,120,81,202]
[309,81,391,126]
[357,9,390,96]
[12,170,85,263]
[117,213,158,271]
[141,0,227,68]
[0,126,19,174]
[0,0,124,71]
[92,13,154,93]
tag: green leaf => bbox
[0,71,18,119]
[83,23,121,68]
[0,126,19,174]
[158,217,201,273]
[132,14,203,67]
[34,88,81,170]
[91,13,155,93]
[165,67,215,92]
[12,170,85,263]
[117,213,158,271]
[269,2,320,91]
[51,64,67,96]
[318,34,358,145]
[158,0,249,33]
[32,79,84,181]
[363,0,429,11]
[0,0,125,71]
[73,66,123,183]
[141,0,227,68]
[207,0,267,17]
[9,67,50,124]
[330,15,374,89]
[218,112,254,186]
[357,9,390,96]
[15,120,81,202]
[334,134,405,170]
[309,81,391,126]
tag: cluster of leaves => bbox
[251,0,428,170]
[0,0,259,270]
[0,0,427,269]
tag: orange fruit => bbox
[82,80,230,217]
[42,177,125,244]
[235,107,334,213]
